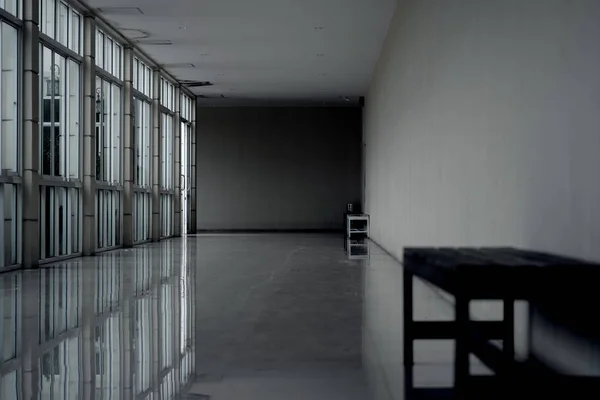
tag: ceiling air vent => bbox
[119,29,149,40]
[135,39,173,46]
[180,80,213,88]
[97,7,144,15]
[162,63,196,69]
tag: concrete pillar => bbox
[151,70,161,241]
[82,15,97,255]
[20,272,40,399]
[122,47,135,247]
[173,86,182,237]
[190,102,197,233]
[22,0,40,268]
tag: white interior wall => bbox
[365,0,600,263]
[364,1,600,394]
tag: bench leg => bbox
[403,269,414,367]
[455,295,470,393]
[503,298,515,380]
[403,270,414,397]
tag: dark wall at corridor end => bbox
[196,107,362,231]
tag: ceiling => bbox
[82,0,397,104]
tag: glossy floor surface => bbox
[2,234,586,400]
[189,234,366,400]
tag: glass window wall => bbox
[180,93,193,234]
[0,21,21,268]
[160,77,175,238]
[39,44,81,260]
[40,0,81,54]
[95,29,123,250]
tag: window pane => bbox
[143,102,151,186]
[58,2,68,47]
[105,38,113,75]
[112,84,121,183]
[146,67,152,97]
[114,44,121,79]
[95,77,103,181]
[1,23,19,173]
[2,0,19,17]
[55,54,66,177]
[41,46,54,176]
[102,79,111,181]
[71,11,80,54]
[134,99,140,185]
[42,0,56,38]
[96,31,104,68]
[133,59,139,90]
[68,60,80,179]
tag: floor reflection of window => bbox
[40,265,80,342]
[0,273,18,362]
[95,316,121,400]
[1,370,18,400]
[39,336,80,400]
[161,284,173,370]
[161,243,173,278]
[134,251,151,294]
[180,265,192,355]
[161,369,175,400]
[95,256,120,315]
[134,298,151,394]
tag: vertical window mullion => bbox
[64,61,69,178]
[0,23,3,171]
[50,51,55,177]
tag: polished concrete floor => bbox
[0,234,592,399]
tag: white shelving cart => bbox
[346,214,369,257]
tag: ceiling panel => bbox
[83,0,397,103]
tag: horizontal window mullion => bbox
[133,91,151,103]
[95,68,123,86]
[159,105,174,115]
[0,9,23,28]
[95,182,123,191]
[0,176,22,184]
[39,179,81,188]
[39,32,83,62]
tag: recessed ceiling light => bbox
[178,26,187,30]
[217,73,225,76]
[229,88,235,91]
[314,26,324,30]
[319,73,327,76]
[200,53,210,56]
[317,53,325,57]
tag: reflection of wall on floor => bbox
[363,244,530,400]
[530,307,600,376]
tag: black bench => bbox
[403,247,600,399]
